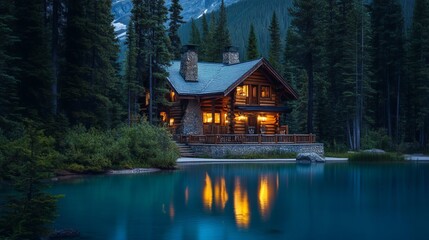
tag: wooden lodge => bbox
[160,45,315,145]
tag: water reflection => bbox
[169,202,175,221]
[203,173,213,211]
[185,186,189,206]
[46,163,429,240]
[258,175,277,220]
[214,177,228,211]
[234,177,250,229]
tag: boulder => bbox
[363,149,386,154]
[296,153,325,163]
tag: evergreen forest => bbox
[0,0,429,238]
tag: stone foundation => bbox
[189,143,324,158]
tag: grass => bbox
[325,152,354,158]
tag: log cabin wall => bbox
[231,68,282,134]
[200,97,230,134]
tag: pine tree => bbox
[268,12,282,70]
[246,23,259,60]
[214,0,231,62]
[407,0,429,146]
[207,14,218,62]
[200,14,210,61]
[0,1,20,132]
[370,0,405,142]
[168,0,185,60]
[13,0,53,122]
[288,0,325,134]
[61,0,121,128]
[189,18,201,45]
[0,127,59,239]
[132,0,172,123]
[124,20,141,125]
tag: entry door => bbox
[247,115,258,134]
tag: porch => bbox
[175,133,316,144]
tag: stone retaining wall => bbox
[189,143,324,158]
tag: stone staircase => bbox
[175,142,196,158]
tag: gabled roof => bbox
[166,58,298,99]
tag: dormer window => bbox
[236,85,249,97]
[261,86,271,98]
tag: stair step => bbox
[174,141,196,157]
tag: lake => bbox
[49,162,429,240]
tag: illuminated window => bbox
[170,90,176,102]
[145,92,150,106]
[236,85,249,97]
[261,86,270,98]
[203,112,213,123]
[203,112,221,124]
[214,113,220,124]
[160,112,167,122]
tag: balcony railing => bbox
[175,134,316,144]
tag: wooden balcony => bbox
[175,134,316,144]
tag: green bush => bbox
[62,126,112,173]
[60,122,179,172]
[349,152,404,162]
[361,129,392,150]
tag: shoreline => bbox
[176,157,349,164]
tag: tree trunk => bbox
[306,53,314,134]
[51,0,59,115]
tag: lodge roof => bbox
[166,58,298,99]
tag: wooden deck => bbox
[175,134,316,144]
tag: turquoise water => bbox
[48,163,429,240]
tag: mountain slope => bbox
[178,0,415,60]
[112,0,242,40]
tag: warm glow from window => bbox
[169,118,174,126]
[214,177,229,211]
[160,112,167,122]
[234,178,250,229]
[236,85,249,97]
[236,114,247,122]
[203,173,213,211]
[145,92,150,106]
[203,112,213,123]
[261,86,270,98]
[258,115,267,122]
[225,113,229,124]
[214,113,220,124]
[170,90,176,102]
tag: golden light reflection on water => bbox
[234,178,250,229]
[185,186,189,206]
[214,177,228,211]
[203,173,213,211]
[258,175,276,220]
[169,202,175,220]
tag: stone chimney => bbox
[180,45,198,82]
[223,46,240,65]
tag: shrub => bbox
[62,126,112,173]
[361,129,392,150]
[349,152,404,162]
[60,122,179,172]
